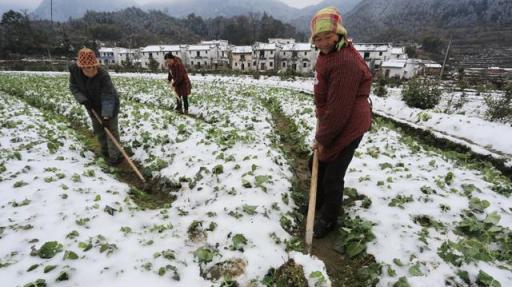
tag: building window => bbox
[270,62,273,67]
[197,51,200,57]
[282,62,286,67]
[304,52,307,56]
[303,62,307,68]
[191,61,194,65]
[241,55,245,61]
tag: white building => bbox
[200,40,231,69]
[253,42,277,71]
[186,45,217,69]
[354,43,408,69]
[389,47,408,60]
[98,48,115,65]
[140,45,183,69]
[99,47,144,67]
[118,48,141,66]
[278,43,315,73]
[381,58,422,79]
[200,40,229,47]
[354,44,390,68]
[115,40,416,75]
[269,38,295,45]
[423,62,442,76]
[231,46,253,71]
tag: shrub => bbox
[252,71,261,80]
[387,76,403,88]
[373,77,388,97]
[484,82,512,123]
[402,77,441,109]
[278,69,297,81]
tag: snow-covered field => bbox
[187,74,512,164]
[0,71,510,287]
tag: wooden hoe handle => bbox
[90,109,146,183]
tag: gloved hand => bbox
[102,117,111,127]
[81,100,91,110]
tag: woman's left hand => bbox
[312,142,323,154]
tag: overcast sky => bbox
[0,0,324,11]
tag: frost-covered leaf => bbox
[194,247,215,264]
[38,241,63,259]
[309,271,326,286]
[230,234,248,251]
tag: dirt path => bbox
[261,97,377,287]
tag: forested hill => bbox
[0,7,302,58]
[344,0,512,67]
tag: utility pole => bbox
[439,35,452,81]
[48,0,53,61]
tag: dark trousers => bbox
[312,136,362,224]
[88,111,121,161]
[176,95,189,112]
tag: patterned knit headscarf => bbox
[77,48,99,68]
[310,7,347,42]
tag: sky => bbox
[0,0,324,11]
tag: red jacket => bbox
[167,57,192,97]
[314,42,372,162]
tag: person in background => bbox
[69,48,122,166]
[310,7,373,238]
[164,53,192,114]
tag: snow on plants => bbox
[0,73,329,287]
[0,71,511,287]
[267,87,512,286]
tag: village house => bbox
[98,48,115,65]
[389,47,408,60]
[186,45,216,69]
[278,43,315,74]
[231,46,253,71]
[381,58,422,79]
[106,39,426,76]
[117,48,141,67]
[140,45,183,69]
[269,38,295,45]
[354,43,391,68]
[200,40,230,69]
[423,62,442,76]
[99,47,145,68]
[253,42,277,71]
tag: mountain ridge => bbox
[29,0,362,25]
[32,0,139,21]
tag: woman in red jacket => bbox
[165,53,192,114]
[310,7,372,238]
